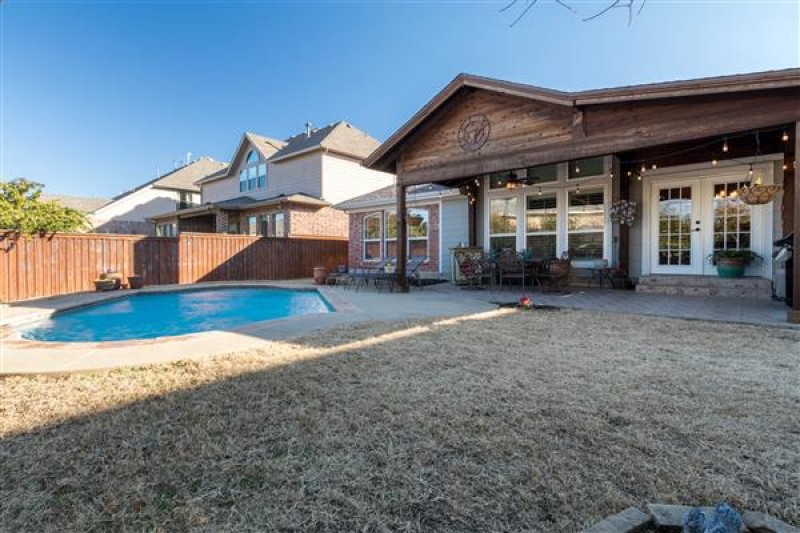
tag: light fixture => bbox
[782,131,790,142]
[640,164,647,174]
[627,170,632,177]
[609,171,614,179]
[474,178,480,186]
[748,164,754,179]
[537,186,543,196]
[637,174,642,181]
[576,184,582,193]
[722,139,729,152]
[506,181,517,191]
[712,159,718,166]
[575,165,581,174]
[783,163,788,171]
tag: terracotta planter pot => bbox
[313,266,328,285]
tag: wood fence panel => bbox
[1,231,347,302]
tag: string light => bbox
[627,171,632,177]
[748,164,754,179]
[474,178,480,186]
[782,131,790,142]
[609,171,614,178]
[575,164,581,174]
[722,138,729,152]
[637,174,642,181]
[651,164,657,170]
[576,184,582,194]
[640,164,646,174]
[783,163,788,171]
[712,159,718,166]
[537,186,543,196]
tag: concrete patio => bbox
[1,279,795,374]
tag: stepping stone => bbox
[583,507,652,533]
[742,511,800,533]
[646,504,749,532]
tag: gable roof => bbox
[269,121,381,163]
[41,194,109,213]
[366,68,800,172]
[335,183,456,211]
[105,157,227,205]
[151,157,228,193]
[197,132,286,185]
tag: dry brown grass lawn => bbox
[1,309,799,532]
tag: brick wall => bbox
[348,203,440,274]
[289,206,348,238]
[215,211,229,233]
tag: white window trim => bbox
[483,156,613,266]
[384,208,430,260]
[362,212,382,262]
[524,192,559,259]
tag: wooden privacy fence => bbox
[0,232,347,302]
[177,233,347,284]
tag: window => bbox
[227,222,239,234]
[178,192,197,210]
[273,212,285,237]
[247,215,258,236]
[525,164,558,184]
[156,223,176,237]
[363,212,382,260]
[526,193,558,259]
[489,197,517,252]
[407,209,429,258]
[240,150,267,192]
[258,214,270,236]
[568,188,605,261]
[713,181,751,251]
[568,157,605,179]
[384,209,429,260]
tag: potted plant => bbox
[708,250,761,278]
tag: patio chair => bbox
[405,255,427,288]
[537,257,572,292]
[496,249,534,291]
[455,252,486,290]
[348,260,389,291]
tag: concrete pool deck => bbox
[0,281,497,374]
[1,279,795,374]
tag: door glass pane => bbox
[657,186,692,266]
[713,181,751,252]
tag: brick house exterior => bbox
[348,203,441,274]
[150,122,394,239]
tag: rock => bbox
[645,504,749,532]
[583,507,653,533]
[742,511,800,533]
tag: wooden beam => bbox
[395,182,409,293]
[790,122,800,323]
[571,109,585,140]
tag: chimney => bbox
[305,122,312,137]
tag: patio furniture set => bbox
[454,248,574,292]
[326,256,428,292]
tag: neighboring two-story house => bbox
[91,157,226,235]
[149,122,394,238]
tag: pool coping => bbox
[0,282,356,375]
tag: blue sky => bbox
[1,0,798,199]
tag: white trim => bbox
[640,160,775,279]
[482,157,613,264]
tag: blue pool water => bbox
[21,288,333,342]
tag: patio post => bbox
[791,121,800,323]
[396,181,409,293]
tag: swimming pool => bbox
[20,287,333,342]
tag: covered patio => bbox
[365,69,800,323]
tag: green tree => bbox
[0,178,89,236]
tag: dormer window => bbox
[239,150,267,192]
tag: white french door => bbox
[651,180,704,274]
[649,167,766,277]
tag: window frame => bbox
[483,157,612,264]
[363,212,382,261]
[383,208,430,260]
[240,149,267,191]
[566,186,607,264]
[524,192,559,260]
